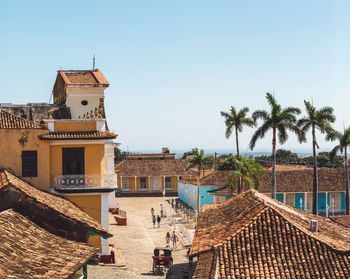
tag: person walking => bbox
[172,230,178,248]
[151,207,154,217]
[156,215,161,228]
[165,232,171,247]
[152,215,156,228]
[160,204,164,217]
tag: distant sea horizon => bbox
[122,147,333,159]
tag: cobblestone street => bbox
[88,197,192,279]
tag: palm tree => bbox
[298,100,335,214]
[249,93,303,199]
[220,106,255,192]
[328,128,350,214]
[186,149,207,215]
[227,157,264,194]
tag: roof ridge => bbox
[215,205,350,257]
[1,169,111,237]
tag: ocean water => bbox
[123,148,332,159]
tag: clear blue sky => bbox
[1,1,349,153]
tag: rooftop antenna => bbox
[92,55,96,70]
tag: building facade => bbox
[179,169,349,216]
[116,156,196,195]
[0,69,118,254]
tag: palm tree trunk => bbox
[312,126,318,215]
[235,127,242,192]
[197,169,201,216]
[271,128,276,199]
[345,147,349,215]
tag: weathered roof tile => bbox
[0,209,97,278]
[192,189,350,279]
[0,170,111,237]
[39,130,117,140]
[0,110,44,129]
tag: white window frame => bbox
[140,177,148,191]
[329,192,342,214]
[285,193,295,207]
[214,195,225,203]
[306,193,313,212]
[121,177,130,192]
[165,177,172,189]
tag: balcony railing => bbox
[54,174,117,188]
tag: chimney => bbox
[162,147,169,153]
[309,220,318,232]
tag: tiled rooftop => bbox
[330,215,350,228]
[39,130,117,140]
[0,170,111,237]
[200,168,350,193]
[0,109,44,129]
[0,209,97,278]
[192,189,350,278]
[59,70,109,85]
[115,159,194,177]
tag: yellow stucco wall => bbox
[50,143,105,187]
[171,176,178,189]
[0,129,51,191]
[53,121,97,132]
[65,194,102,251]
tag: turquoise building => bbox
[178,182,222,210]
[183,169,348,216]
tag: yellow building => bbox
[115,154,196,195]
[0,69,118,255]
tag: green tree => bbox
[329,128,350,214]
[114,147,126,163]
[220,106,255,192]
[275,149,299,164]
[203,155,215,177]
[217,156,242,171]
[227,157,264,194]
[298,100,335,214]
[182,148,198,159]
[186,149,207,214]
[249,93,303,199]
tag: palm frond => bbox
[277,125,288,145]
[249,120,272,150]
[252,110,269,122]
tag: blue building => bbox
[179,168,348,215]
[178,181,221,210]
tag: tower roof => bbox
[58,69,109,86]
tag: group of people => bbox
[151,204,164,228]
[150,204,178,248]
[166,231,178,248]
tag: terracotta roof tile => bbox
[0,209,97,278]
[59,70,109,86]
[115,159,194,177]
[192,189,350,279]
[39,131,117,140]
[0,170,111,237]
[0,110,44,129]
[330,215,350,228]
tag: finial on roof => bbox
[93,55,96,70]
